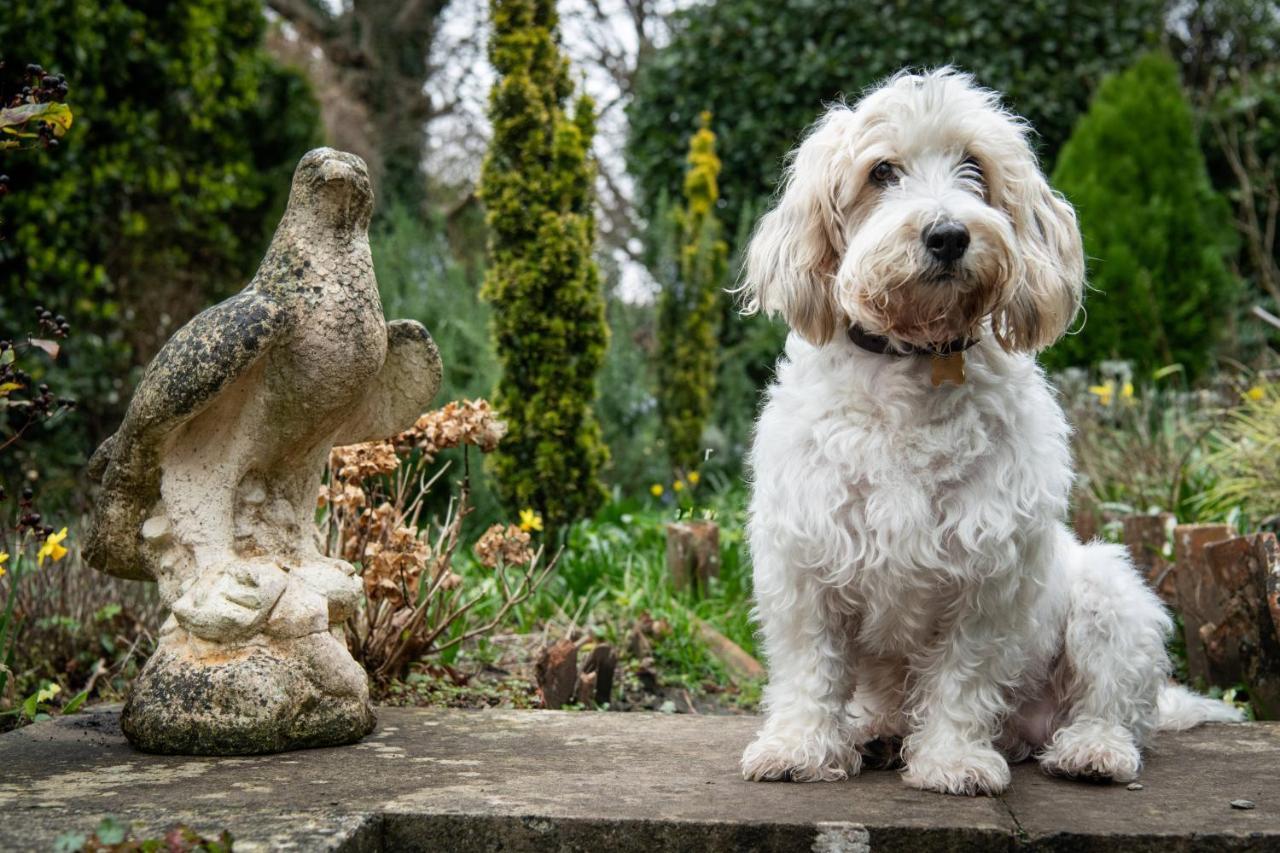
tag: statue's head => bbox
[290,148,374,232]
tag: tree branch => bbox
[267,0,337,44]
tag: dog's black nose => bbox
[923,221,970,264]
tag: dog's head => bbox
[742,68,1083,352]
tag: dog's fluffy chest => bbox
[749,337,1073,654]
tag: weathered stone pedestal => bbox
[122,630,374,754]
[83,148,442,754]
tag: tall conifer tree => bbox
[1047,52,1238,377]
[656,113,727,472]
[479,0,609,528]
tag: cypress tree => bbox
[656,112,728,472]
[1046,52,1238,379]
[479,0,609,529]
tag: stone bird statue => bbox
[84,148,442,754]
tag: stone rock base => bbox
[122,628,374,754]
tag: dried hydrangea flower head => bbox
[395,399,507,460]
[474,523,534,569]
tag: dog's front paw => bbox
[902,743,1011,796]
[1039,720,1141,783]
[741,728,860,782]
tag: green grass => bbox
[459,484,761,705]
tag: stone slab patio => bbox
[1,708,1276,852]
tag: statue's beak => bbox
[320,158,357,184]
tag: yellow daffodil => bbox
[650,483,664,497]
[36,527,68,567]
[673,480,685,492]
[687,471,700,485]
[1245,386,1265,402]
[0,551,7,579]
[1121,382,1134,400]
[1088,384,1114,406]
[518,508,543,533]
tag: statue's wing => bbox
[334,320,443,446]
[85,290,288,580]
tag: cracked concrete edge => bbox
[373,813,1015,853]
[7,798,1273,853]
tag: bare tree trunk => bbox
[267,0,450,213]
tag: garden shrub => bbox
[372,204,498,405]
[655,113,728,473]
[0,0,321,506]
[627,0,1164,240]
[1201,382,1280,526]
[1047,52,1239,379]
[596,294,666,493]
[479,0,610,530]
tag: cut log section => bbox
[1123,512,1177,605]
[578,644,618,707]
[666,520,721,594]
[535,638,578,710]
[1202,534,1280,718]
[1174,523,1236,687]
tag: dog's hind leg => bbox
[1038,538,1171,782]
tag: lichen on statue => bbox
[84,148,443,755]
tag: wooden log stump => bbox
[1203,534,1280,719]
[1173,523,1235,687]
[1123,513,1177,605]
[577,644,618,708]
[666,520,720,594]
[535,639,579,710]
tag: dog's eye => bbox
[961,156,985,185]
[870,161,899,185]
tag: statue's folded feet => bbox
[292,557,362,624]
[171,558,288,642]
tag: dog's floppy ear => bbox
[741,108,858,345]
[990,145,1085,353]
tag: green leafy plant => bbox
[1199,381,1280,525]
[0,535,92,722]
[1060,364,1226,523]
[655,113,728,473]
[54,816,232,853]
[1046,53,1239,378]
[478,0,610,531]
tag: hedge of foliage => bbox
[0,0,321,501]
[1047,53,1239,379]
[627,0,1165,240]
[479,0,610,530]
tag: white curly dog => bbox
[739,68,1241,796]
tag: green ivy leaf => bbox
[0,101,73,136]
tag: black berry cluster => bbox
[13,484,56,539]
[1,59,71,150]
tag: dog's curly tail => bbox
[1156,683,1245,731]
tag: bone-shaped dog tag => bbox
[931,352,966,387]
